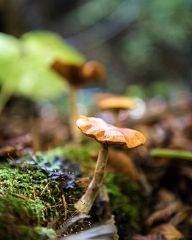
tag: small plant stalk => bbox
[69,85,80,143]
[31,117,40,151]
[0,85,11,113]
[151,148,192,160]
[75,144,109,213]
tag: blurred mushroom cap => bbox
[81,60,106,81]
[76,116,146,148]
[97,96,136,110]
[50,60,106,87]
[50,59,81,85]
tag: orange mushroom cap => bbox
[76,116,146,148]
[97,96,136,110]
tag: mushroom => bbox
[75,115,146,213]
[97,95,136,127]
[51,60,106,143]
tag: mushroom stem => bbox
[69,85,80,143]
[113,109,120,127]
[75,144,109,213]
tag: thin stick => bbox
[49,203,63,208]
[62,194,68,220]
[41,182,50,196]
[75,144,109,213]
[32,189,36,199]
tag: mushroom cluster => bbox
[75,115,146,213]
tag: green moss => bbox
[0,164,85,239]
[0,195,56,240]
[105,173,144,239]
[34,227,56,239]
[0,143,98,239]
[0,143,145,239]
[0,224,56,240]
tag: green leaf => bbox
[0,33,20,60]
[21,31,85,65]
[0,31,87,101]
[0,33,20,83]
[15,61,67,99]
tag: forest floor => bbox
[0,96,192,240]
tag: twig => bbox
[58,214,90,234]
[151,148,192,160]
[62,194,68,220]
[12,193,29,200]
[49,203,63,208]
[32,189,36,199]
[40,182,50,196]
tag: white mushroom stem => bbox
[75,144,109,213]
[69,85,80,143]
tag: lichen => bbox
[38,142,99,174]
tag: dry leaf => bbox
[152,224,183,240]
[108,149,140,181]
[146,202,181,226]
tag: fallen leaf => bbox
[152,224,183,240]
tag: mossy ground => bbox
[0,143,143,240]
[0,165,58,240]
[105,173,144,240]
[0,143,98,240]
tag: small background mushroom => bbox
[51,60,106,143]
[97,95,136,127]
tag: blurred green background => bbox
[0,0,192,97]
